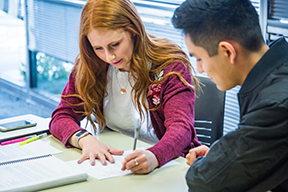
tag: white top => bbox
[103,65,158,144]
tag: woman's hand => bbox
[186,145,210,166]
[77,134,124,166]
[121,149,159,174]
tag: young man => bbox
[172,0,288,191]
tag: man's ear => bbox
[218,41,237,64]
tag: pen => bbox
[19,133,48,146]
[0,135,36,146]
[133,120,140,150]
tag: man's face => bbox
[184,34,235,91]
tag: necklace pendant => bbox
[120,89,126,95]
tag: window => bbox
[0,1,26,87]
[36,52,73,98]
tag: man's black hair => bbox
[172,0,265,56]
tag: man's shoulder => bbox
[259,62,288,104]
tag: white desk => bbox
[2,115,189,192]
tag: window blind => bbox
[270,0,288,20]
[267,0,288,41]
[26,0,84,63]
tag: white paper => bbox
[0,155,87,192]
[67,149,180,180]
[68,155,132,180]
[0,140,62,164]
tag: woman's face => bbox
[87,28,134,72]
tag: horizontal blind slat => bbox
[270,0,288,20]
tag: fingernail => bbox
[103,161,107,165]
[111,159,115,163]
[91,161,95,166]
[77,160,81,164]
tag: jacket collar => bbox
[240,38,288,94]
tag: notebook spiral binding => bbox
[0,154,52,166]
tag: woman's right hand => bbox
[77,134,124,166]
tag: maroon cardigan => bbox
[49,61,201,167]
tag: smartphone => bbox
[0,120,37,132]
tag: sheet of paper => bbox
[0,140,62,164]
[68,155,132,180]
[67,149,180,180]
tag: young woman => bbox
[49,0,201,174]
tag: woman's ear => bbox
[218,41,237,64]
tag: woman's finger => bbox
[125,155,143,170]
[89,153,96,166]
[97,152,107,165]
[129,158,146,173]
[78,153,88,164]
[131,167,145,174]
[121,161,127,171]
[108,146,124,156]
[104,150,115,164]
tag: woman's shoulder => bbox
[149,60,192,87]
[164,59,190,74]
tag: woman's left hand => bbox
[121,149,159,174]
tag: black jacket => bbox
[186,38,288,192]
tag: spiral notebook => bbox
[0,141,88,192]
